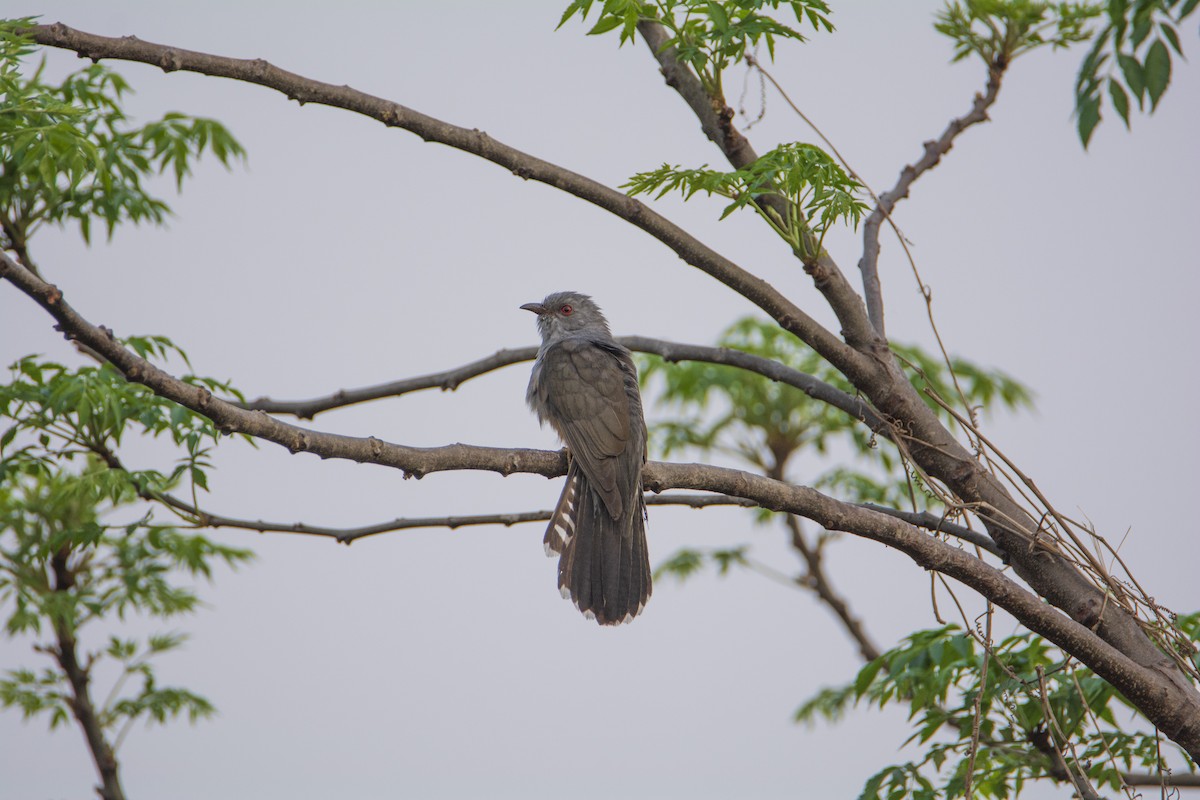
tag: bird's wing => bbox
[536,338,631,520]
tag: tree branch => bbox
[240,346,539,419]
[242,335,892,442]
[857,61,1005,334]
[50,550,126,800]
[636,20,758,169]
[859,504,1003,558]
[19,22,871,385]
[637,19,882,353]
[785,515,881,662]
[165,492,754,545]
[1123,772,1200,788]
[5,250,1198,758]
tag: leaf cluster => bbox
[1,338,246,499]
[0,20,244,247]
[935,1,1102,66]
[797,620,1199,799]
[1074,0,1194,146]
[625,142,867,259]
[0,335,251,740]
[558,0,832,95]
[0,463,249,741]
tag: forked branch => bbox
[4,249,1198,758]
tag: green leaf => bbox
[1077,93,1102,147]
[1159,22,1183,54]
[1143,39,1172,108]
[1118,53,1146,104]
[707,2,729,33]
[1107,77,1131,127]
[586,14,623,35]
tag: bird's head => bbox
[521,291,611,342]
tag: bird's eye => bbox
[559,305,573,316]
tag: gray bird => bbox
[522,291,651,625]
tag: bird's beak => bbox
[520,302,547,315]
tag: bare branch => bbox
[1122,772,1200,788]
[243,335,892,441]
[860,504,1004,559]
[858,62,1005,333]
[173,493,754,545]
[240,346,539,419]
[786,515,881,662]
[20,22,868,383]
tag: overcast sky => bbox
[2,2,1197,799]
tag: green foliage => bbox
[0,332,251,745]
[0,338,246,502]
[0,20,244,246]
[625,142,867,259]
[935,1,1101,65]
[654,545,749,583]
[797,621,1199,798]
[0,18,253,771]
[1073,0,1195,145]
[0,465,250,742]
[559,0,832,95]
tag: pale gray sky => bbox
[2,3,1197,799]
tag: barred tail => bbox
[544,464,651,625]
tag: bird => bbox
[521,291,651,625]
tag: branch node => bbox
[158,49,182,73]
[288,431,310,454]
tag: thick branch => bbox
[857,62,1005,334]
[21,22,871,385]
[5,252,1198,758]
[647,462,1200,759]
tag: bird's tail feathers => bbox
[546,465,651,625]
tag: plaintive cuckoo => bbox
[522,291,651,625]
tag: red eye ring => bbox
[559,304,573,316]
